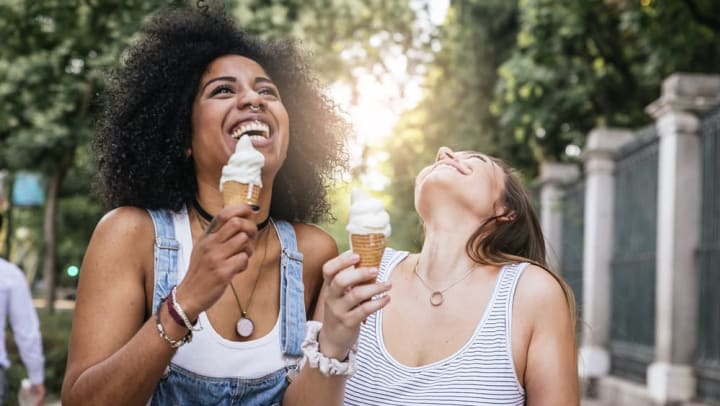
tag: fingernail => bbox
[369,267,378,275]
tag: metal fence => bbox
[696,104,720,404]
[561,180,584,334]
[609,125,659,383]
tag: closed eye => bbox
[466,154,487,162]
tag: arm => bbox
[61,205,258,405]
[517,265,579,406]
[8,268,46,406]
[283,238,391,406]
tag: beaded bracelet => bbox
[166,289,187,329]
[301,321,357,377]
[170,286,202,332]
[155,299,192,348]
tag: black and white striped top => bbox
[344,249,527,406]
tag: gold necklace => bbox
[413,257,476,306]
[228,222,272,338]
[193,207,273,338]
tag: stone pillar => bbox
[579,128,635,380]
[644,73,720,403]
[539,162,580,272]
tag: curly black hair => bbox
[96,7,349,223]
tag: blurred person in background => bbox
[0,213,46,406]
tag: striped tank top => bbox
[344,249,527,406]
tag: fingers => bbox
[322,251,360,282]
[347,293,391,324]
[343,280,392,308]
[205,205,257,240]
[331,266,379,293]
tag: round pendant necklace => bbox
[413,256,476,306]
[228,221,272,338]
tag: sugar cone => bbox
[223,181,261,210]
[350,233,387,268]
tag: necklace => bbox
[413,257,476,306]
[192,198,270,230]
[228,223,272,338]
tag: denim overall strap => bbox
[148,209,180,315]
[273,219,305,358]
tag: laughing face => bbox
[415,146,507,221]
[191,55,290,188]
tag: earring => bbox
[249,104,261,112]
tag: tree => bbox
[381,0,519,251]
[0,0,432,308]
[0,0,186,310]
[493,0,720,166]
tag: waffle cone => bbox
[223,181,261,210]
[350,233,387,268]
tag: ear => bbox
[495,206,516,222]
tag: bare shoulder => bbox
[81,206,155,286]
[93,206,154,241]
[514,263,573,326]
[294,223,339,267]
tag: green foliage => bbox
[381,0,519,251]
[493,0,720,163]
[232,0,427,87]
[382,0,720,252]
[5,309,73,406]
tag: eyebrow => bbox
[200,76,276,93]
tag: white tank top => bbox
[169,208,286,378]
[344,248,527,405]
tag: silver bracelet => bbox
[301,321,357,377]
[155,302,192,348]
[171,286,202,332]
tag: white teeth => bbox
[230,120,270,139]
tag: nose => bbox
[436,146,455,162]
[237,90,265,112]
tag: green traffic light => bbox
[67,265,79,277]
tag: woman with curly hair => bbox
[61,6,362,405]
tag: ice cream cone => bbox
[223,181,261,210]
[350,233,387,268]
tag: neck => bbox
[194,178,273,226]
[417,220,479,284]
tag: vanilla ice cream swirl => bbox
[219,136,264,189]
[346,189,391,237]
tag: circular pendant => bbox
[430,291,444,306]
[236,317,254,338]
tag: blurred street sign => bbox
[12,172,45,207]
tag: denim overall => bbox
[147,209,305,406]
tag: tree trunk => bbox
[42,150,73,313]
[3,171,14,258]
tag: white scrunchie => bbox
[301,320,357,377]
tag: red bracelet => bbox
[166,290,189,329]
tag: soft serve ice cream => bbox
[220,135,264,209]
[346,189,391,268]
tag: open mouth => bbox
[230,120,270,140]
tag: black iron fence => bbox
[609,125,659,384]
[696,104,720,404]
[561,180,584,334]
